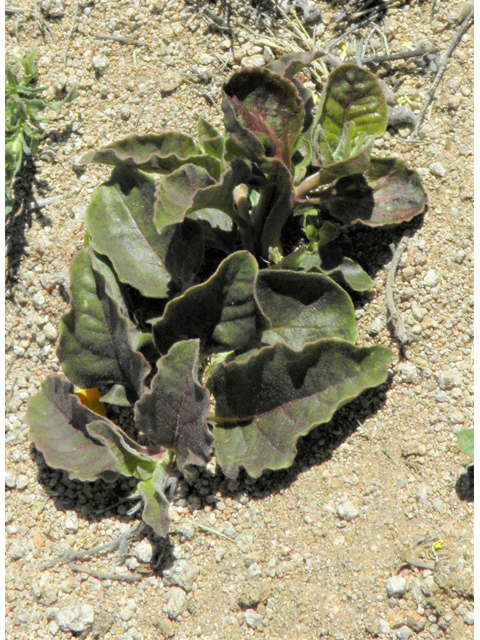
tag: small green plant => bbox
[5,50,77,215]
[458,428,474,458]
[26,53,427,537]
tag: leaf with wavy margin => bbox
[79,132,221,177]
[57,249,150,399]
[256,270,357,349]
[25,376,124,482]
[222,67,305,171]
[210,340,393,478]
[135,340,213,475]
[314,64,387,172]
[152,251,259,354]
[86,166,204,297]
[325,157,427,226]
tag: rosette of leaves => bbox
[25,54,427,537]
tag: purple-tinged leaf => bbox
[256,270,357,349]
[25,376,122,482]
[135,340,213,475]
[86,167,204,297]
[57,249,150,398]
[222,68,305,171]
[210,340,393,478]
[326,158,427,226]
[79,132,220,176]
[152,251,259,354]
[154,160,250,234]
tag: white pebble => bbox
[423,270,440,287]
[336,501,359,522]
[135,539,154,563]
[92,54,109,74]
[429,162,446,177]
[64,513,79,533]
[245,608,263,629]
[43,323,58,341]
[386,576,407,598]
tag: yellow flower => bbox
[75,388,107,417]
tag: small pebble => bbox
[429,162,446,178]
[5,470,17,489]
[395,625,413,640]
[55,603,94,633]
[8,544,25,560]
[464,611,474,625]
[423,270,440,287]
[135,539,154,563]
[166,587,188,620]
[247,563,262,581]
[237,530,254,552]
[386,576,407,598]
[336,501,359,522]
[43,323,58,342]
[415,484,428,503]
[244,608,263,629]
[397,362,418,383]
[64,513,79,533]
[163,560,198,592]
[92,54,109,75]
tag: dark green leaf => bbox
[57,249,150,398]
[25,376,122,482]
[260,161,295,258]
[210,340,393,478]
[222,68,305,171]
[256,270,357,348]
[326,158,427,226]
[135,340,213,475]
[152,251,259,353]
[86,167,203,297]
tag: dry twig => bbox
[92,32,151,47]
[69,563,145,582]
[41,522,146,569]
[5,3,55,41]
[410,8,474,139]
[63,0,80,71]
[385,233,410,346]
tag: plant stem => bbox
[251,185,275,237]
[295,170,332,199]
